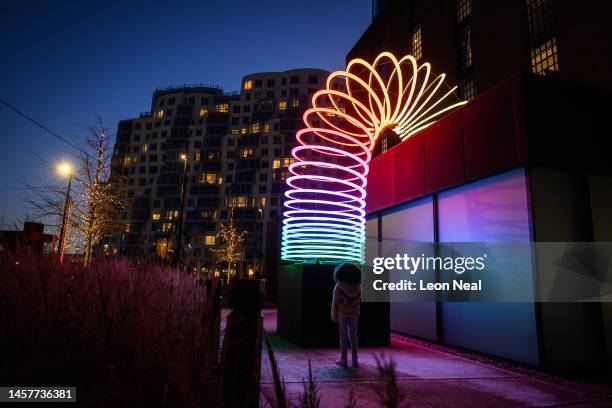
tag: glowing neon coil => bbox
[282,52,466,263]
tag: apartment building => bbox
[106,68,329,278]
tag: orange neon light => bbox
[282,52,466,263]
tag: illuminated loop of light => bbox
[282,52,467,263]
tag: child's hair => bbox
[333,263,362,285]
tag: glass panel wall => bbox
[437,168,539,365]
[380,197,437,340]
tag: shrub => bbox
[0,253,221,407]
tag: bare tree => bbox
[72,118,126,265]
[23,117,126,263]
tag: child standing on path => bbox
[331,263,362,368]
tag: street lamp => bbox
[57,161,73,263]
[175,153,188,265]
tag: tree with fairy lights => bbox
[73,120,126,266]
[24,118,126,264]
[210,213,247,283]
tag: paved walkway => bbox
[256,309,612,408]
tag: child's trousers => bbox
[338,314,358,364]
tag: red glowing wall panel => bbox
[394,132,425,204]
[424,109,465,194]
[463,82,516,180]
[366,74,535,214]
[367,150,396,212]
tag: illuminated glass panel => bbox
[380,197,437,340]
[437,168,539,365]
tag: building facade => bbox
[107,68,329,278]
[357,0,612,101]
[350,0,612,372]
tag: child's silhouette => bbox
[331,263,362,368]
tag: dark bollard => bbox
[220,279,265,408]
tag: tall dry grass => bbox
[0,252,221,407]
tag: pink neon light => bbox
[282,52,466,263]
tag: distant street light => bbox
[175,153,188,265]
[57,161,73,263]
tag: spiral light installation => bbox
[282,52,467,263]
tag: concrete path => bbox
[256,309,612,408]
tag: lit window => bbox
[201,209,216,219]
[273,159,281,169]
[162,222,174,232]
[152,211,160,220]
[231,129,240,135]
[195,152,201,161]
[459,74,476,101]
[259,197,267,207]
[241,147,254,158]
[272,171,291,181]
[200,173,217,184]
[264,123,270,133]
[291,98,299,108]
[207,151,215,160]
[124,223,131,233]
[527,0,559,76]
[142,144,149,153]
[457,0,471,22]
[165,210,179,220]
[530,38,559,76]
[278,101,287,110]
[199,108,208,117]
[251,123,261,133]
[457,0,474,99]
[409,24,423,60]
[458,24,472,70]
[156,110,164,118]
[122,156,132,166]
[204,235,215,245]
[216,104,229,113]
[281,157,295,167]
[243,79,253,90]
[229,196,248,207]
[217,177,223,184]
[241,128,247,135]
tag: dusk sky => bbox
[0,0,371,227]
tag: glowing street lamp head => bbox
[57,162,73,177]
[180,154,187,161]
[281,52,466,264]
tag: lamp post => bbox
[57,162,73,263]
[175,153,188,266]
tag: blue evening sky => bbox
[0,0,371,227]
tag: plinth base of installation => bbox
[277,263,389,347]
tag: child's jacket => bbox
[331,282,362,321]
